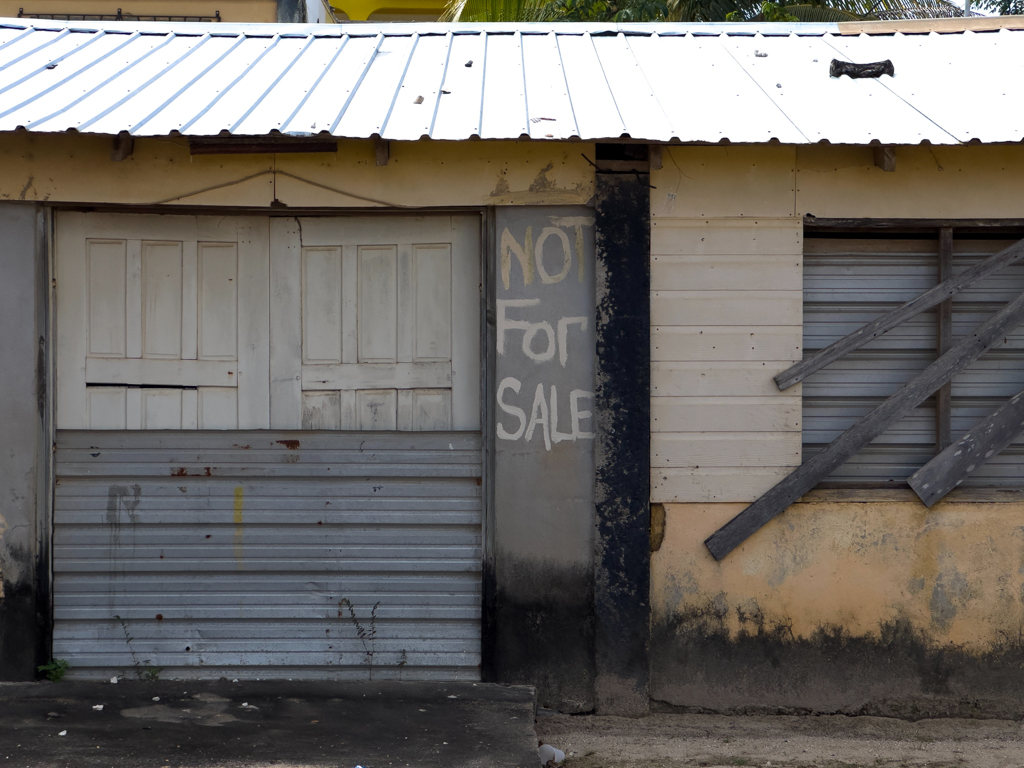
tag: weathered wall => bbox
[491,206,597,713]
[652,493,1024,717]
[0,134,594,209]
[0,133,598,691]
[0,202,49,680]
[650,143,1024,715]
[593,172,651,715]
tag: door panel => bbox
[57,213,267,429]
[58,213,479,431]
[272,215,480,431]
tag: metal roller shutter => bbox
[53,430,482,680]
[803,231,1024,485]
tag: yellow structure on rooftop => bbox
[330,0,442,21]
[0,0,442,21]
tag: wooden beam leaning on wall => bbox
[705,288,1024,560]
[775,236,1024,391]
[909,388,1024,507]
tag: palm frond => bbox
[824,0,966,18]
[783,3,861,19]
[666,0,757,21]
[441,0,547,21]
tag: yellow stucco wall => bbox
[0,134,594,208]
[654,492,1024,652]
[649,144,1024,713]
[1,0,277,21]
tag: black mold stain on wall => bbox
[0,551,44,681]
[491,559,596,713]
[652,602,1024,719]
[0,203,49,680]
[593,171,651,714]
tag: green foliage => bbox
[972,0,1024,12]
[541,0,611,20]
[442,0,989,23]
[142,666,164,681]
[758,0,800,19]
[38,658,70,682]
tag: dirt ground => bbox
[535,712,1024,768]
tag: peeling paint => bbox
[17,176,34,201]
[528,162,556,193]
[653,500,1024,715]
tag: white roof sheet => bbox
[0,18,1021,144]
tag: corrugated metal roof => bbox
[0,18,1021,144]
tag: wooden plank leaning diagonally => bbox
[705,288,1024,561]
[774,235,1024,392]
[909,388,1024,508]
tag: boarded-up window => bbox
[803,228,1024,486]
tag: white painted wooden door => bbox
[270,216,480,431]
[56,213,270,430]
[56,213,480,431]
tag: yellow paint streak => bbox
[653,499,1024,651]
[233,487,244,569]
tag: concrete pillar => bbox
[593,172,652,715]
[0,203,50,680]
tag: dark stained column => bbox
[593,172,652,715]
[0,202,50,680]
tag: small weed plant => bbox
[115,615,159,680]
[338,598,381,679]
[38,658,70,682]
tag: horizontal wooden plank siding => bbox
[652,468,796,503]
[651,254,802,291]
[652,327,802,362]
[652,362,800,398]
[649,215,803,503]
[652,433,802,467]
[651,219,802,256]
[652,397,802,433]
[652,291,802,327]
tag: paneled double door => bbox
[56,212,481,431]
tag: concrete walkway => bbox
[0,679,539,768]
